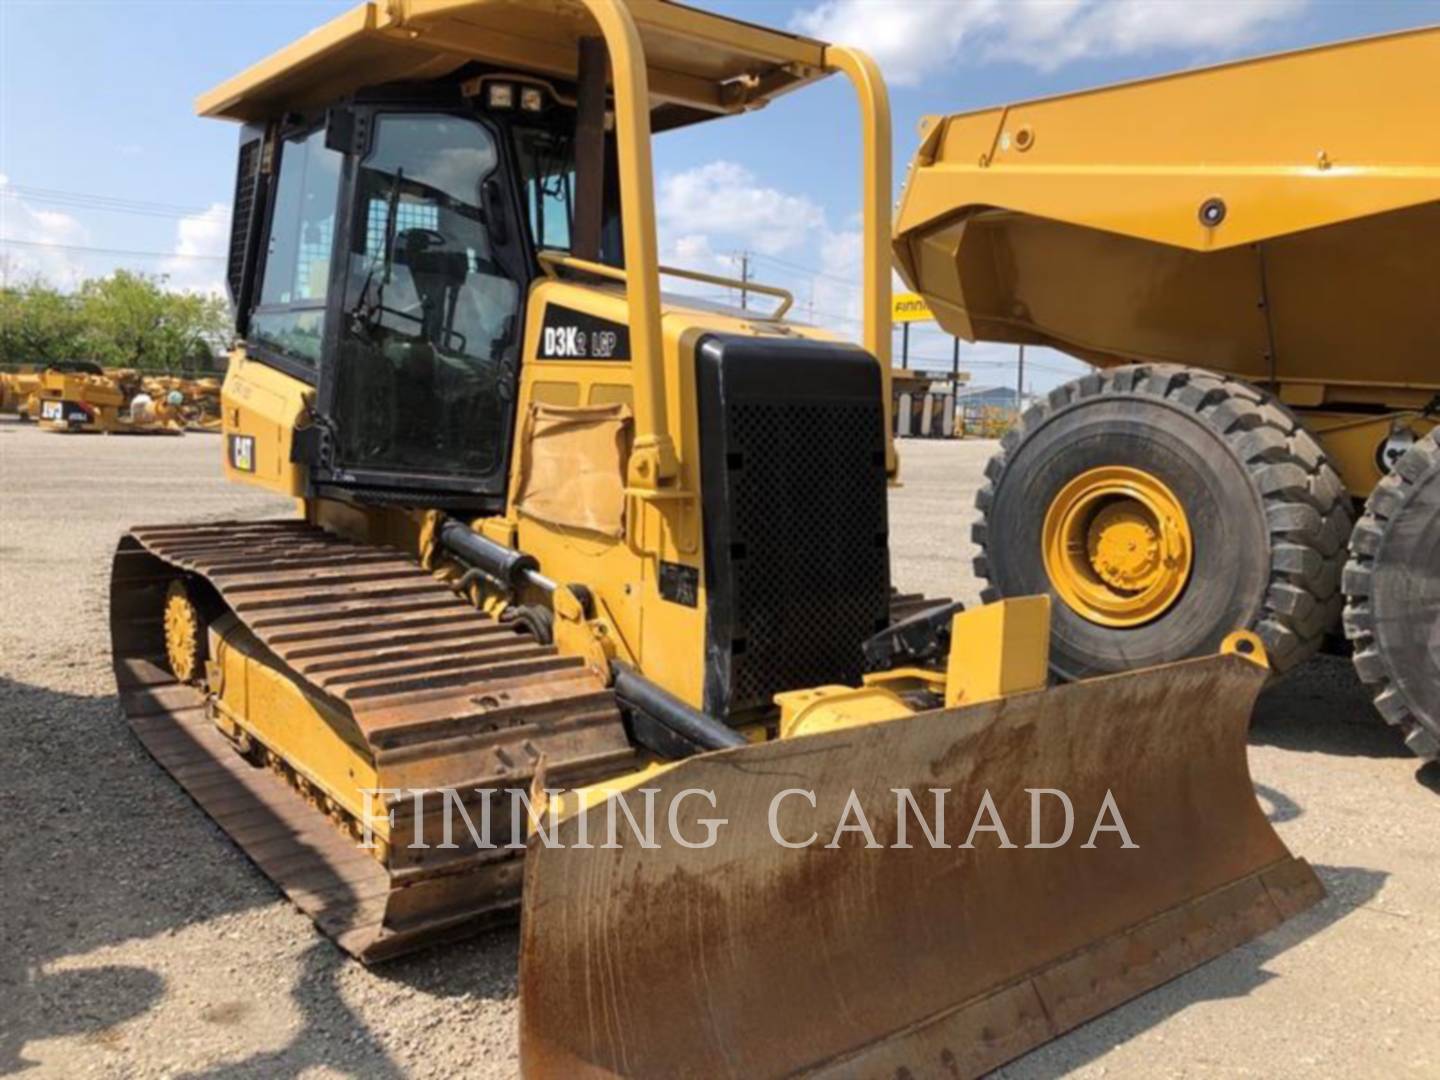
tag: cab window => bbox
[250,127,342,369]
[513,127,574,251]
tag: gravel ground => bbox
[1,420,1436,1078]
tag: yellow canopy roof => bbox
[197,0,830,129]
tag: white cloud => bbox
[160,202,230,296]
[657,161,826,256]
[0,174,91,287]
[791,0,1000,85]
[810,227,864,324]
[0,179,229,297]
[655,160,866,324]
[790,0,1308,82]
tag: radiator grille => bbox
[726,399,890,708]
[697,336,891,717]
[227,138,261,305]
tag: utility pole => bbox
[901,322,910,369]
[951,336,960,384]
[1016,344,1026,415]
[738,251,750,310]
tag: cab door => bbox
[318,110,530,505]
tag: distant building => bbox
[892,379,1036,439]
[954,385,1023,410]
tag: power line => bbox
[2,184,218,220]
[0,237,226,261]
[899,351,1081,376]
[746,250,860,288]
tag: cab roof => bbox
[197,0,831,130]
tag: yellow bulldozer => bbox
[894,25,1439,762]
[110,2,1324,1075]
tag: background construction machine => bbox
[1,361,202,433]
[31,366,187,434]
[110,2,1321,1075]
[0,367,45,416]
[2,360,105,422]
[895,26,1440,762]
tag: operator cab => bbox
[229,69,621,508]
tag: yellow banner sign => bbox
[892,292,934,323]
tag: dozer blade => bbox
[518,651,1322,1078]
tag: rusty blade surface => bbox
[518,652,1324,1079]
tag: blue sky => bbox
[2,0,1435,390]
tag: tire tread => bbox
[1341,428,1440,761]
[972,363,1353,675]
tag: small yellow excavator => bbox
[110,2,1322,1075]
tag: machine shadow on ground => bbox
[1250,658,1410,761]
[0,672,522,1076]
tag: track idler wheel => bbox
[163,579,207,683]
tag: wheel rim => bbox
[1042,466,1193,627]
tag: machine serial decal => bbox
[229,434,256,473]
[537,304,631,361]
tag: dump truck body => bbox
[894,25,1439,493]
[894,25,1440,757]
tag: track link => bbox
[110,519,636,961]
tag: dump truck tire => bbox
[1342,428,1440,761]
[974,364,1351,680]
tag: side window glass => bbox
[250,127,342,368]
[514,127,574,252]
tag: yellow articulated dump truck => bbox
[895,26,1440,762]
[112,2,1320,1075]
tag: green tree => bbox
[0,278,87,366]
[77,271,231,372]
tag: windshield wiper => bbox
[348,167,405,336]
